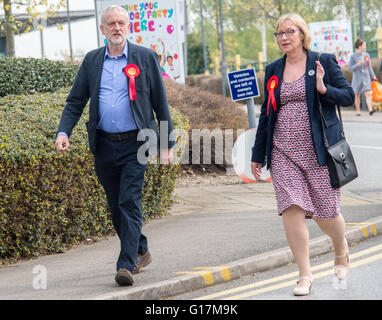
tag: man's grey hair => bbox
[101,5,128,25]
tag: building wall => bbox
[15,17,98,60]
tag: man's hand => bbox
[55,134,70,152]
[160,148,173,165]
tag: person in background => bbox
[251,13,354,296]
[349,38,378,116]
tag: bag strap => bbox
[316,52,345,149]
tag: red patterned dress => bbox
[270,74,340,219]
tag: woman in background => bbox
[349,38,377,116]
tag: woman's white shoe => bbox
[293,276,313,296]
[334,238,350,281]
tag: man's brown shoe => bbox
[133,251,152,274]
[115,268,134,286]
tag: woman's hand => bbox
[315,61,327,95]
[251,162,262,181]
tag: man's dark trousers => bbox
[94,132,148,272]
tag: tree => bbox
[188,0,382,70]
[187,33,211,74]
[0,0,65,57]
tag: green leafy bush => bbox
[0,88,188,263]
[0,57,79,97]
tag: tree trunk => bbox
[214,0,221,66]
[4,0,15,57]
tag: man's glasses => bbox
[274,28,300,39]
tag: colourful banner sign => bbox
[309,20,353,66]
[96,0,185,83]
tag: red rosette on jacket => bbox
[123,64,141,101]
[266,75,279,116]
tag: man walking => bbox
[55,5,174,286]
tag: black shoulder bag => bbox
[316,54,358,189]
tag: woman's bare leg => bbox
[282,205,312,285]
[314,214,348,267]
[354,93,361,114]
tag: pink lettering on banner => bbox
[124,1,173,34]
[129,20,155,33]
[149,20,155,31]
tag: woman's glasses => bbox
[274,28,300,39]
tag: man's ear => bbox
[100,24,105,36]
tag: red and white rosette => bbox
[123,64,140,101]
[266,75,279,116]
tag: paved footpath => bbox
[0,110,381,300]
[1,178,381,300]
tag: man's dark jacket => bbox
[57,41,175,154]
[252,50,355,169]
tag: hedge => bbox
[0,88,189,263]
[0,57,79,97]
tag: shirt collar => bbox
[104,40,128,59]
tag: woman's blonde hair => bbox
[275,13,311,50]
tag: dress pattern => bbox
[270,74,340,219]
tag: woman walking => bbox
[349,38,377,116]
[251,13,354,296]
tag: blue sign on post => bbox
[227,68,260,128]
[227,68,260,101]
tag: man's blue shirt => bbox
[58,42,137,138]
[97,42,137,133]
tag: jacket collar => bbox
[104,41,128,60]
[127,40,137,64]
[271,50,318,115]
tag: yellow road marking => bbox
[202,272,214,286]
[175,267,232,286]
[174,270,215,286]
[371,224,377,236]
[194,243,382,300]
[345,222,378,237]
[223,253,382,300]
[193,266,232,282]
